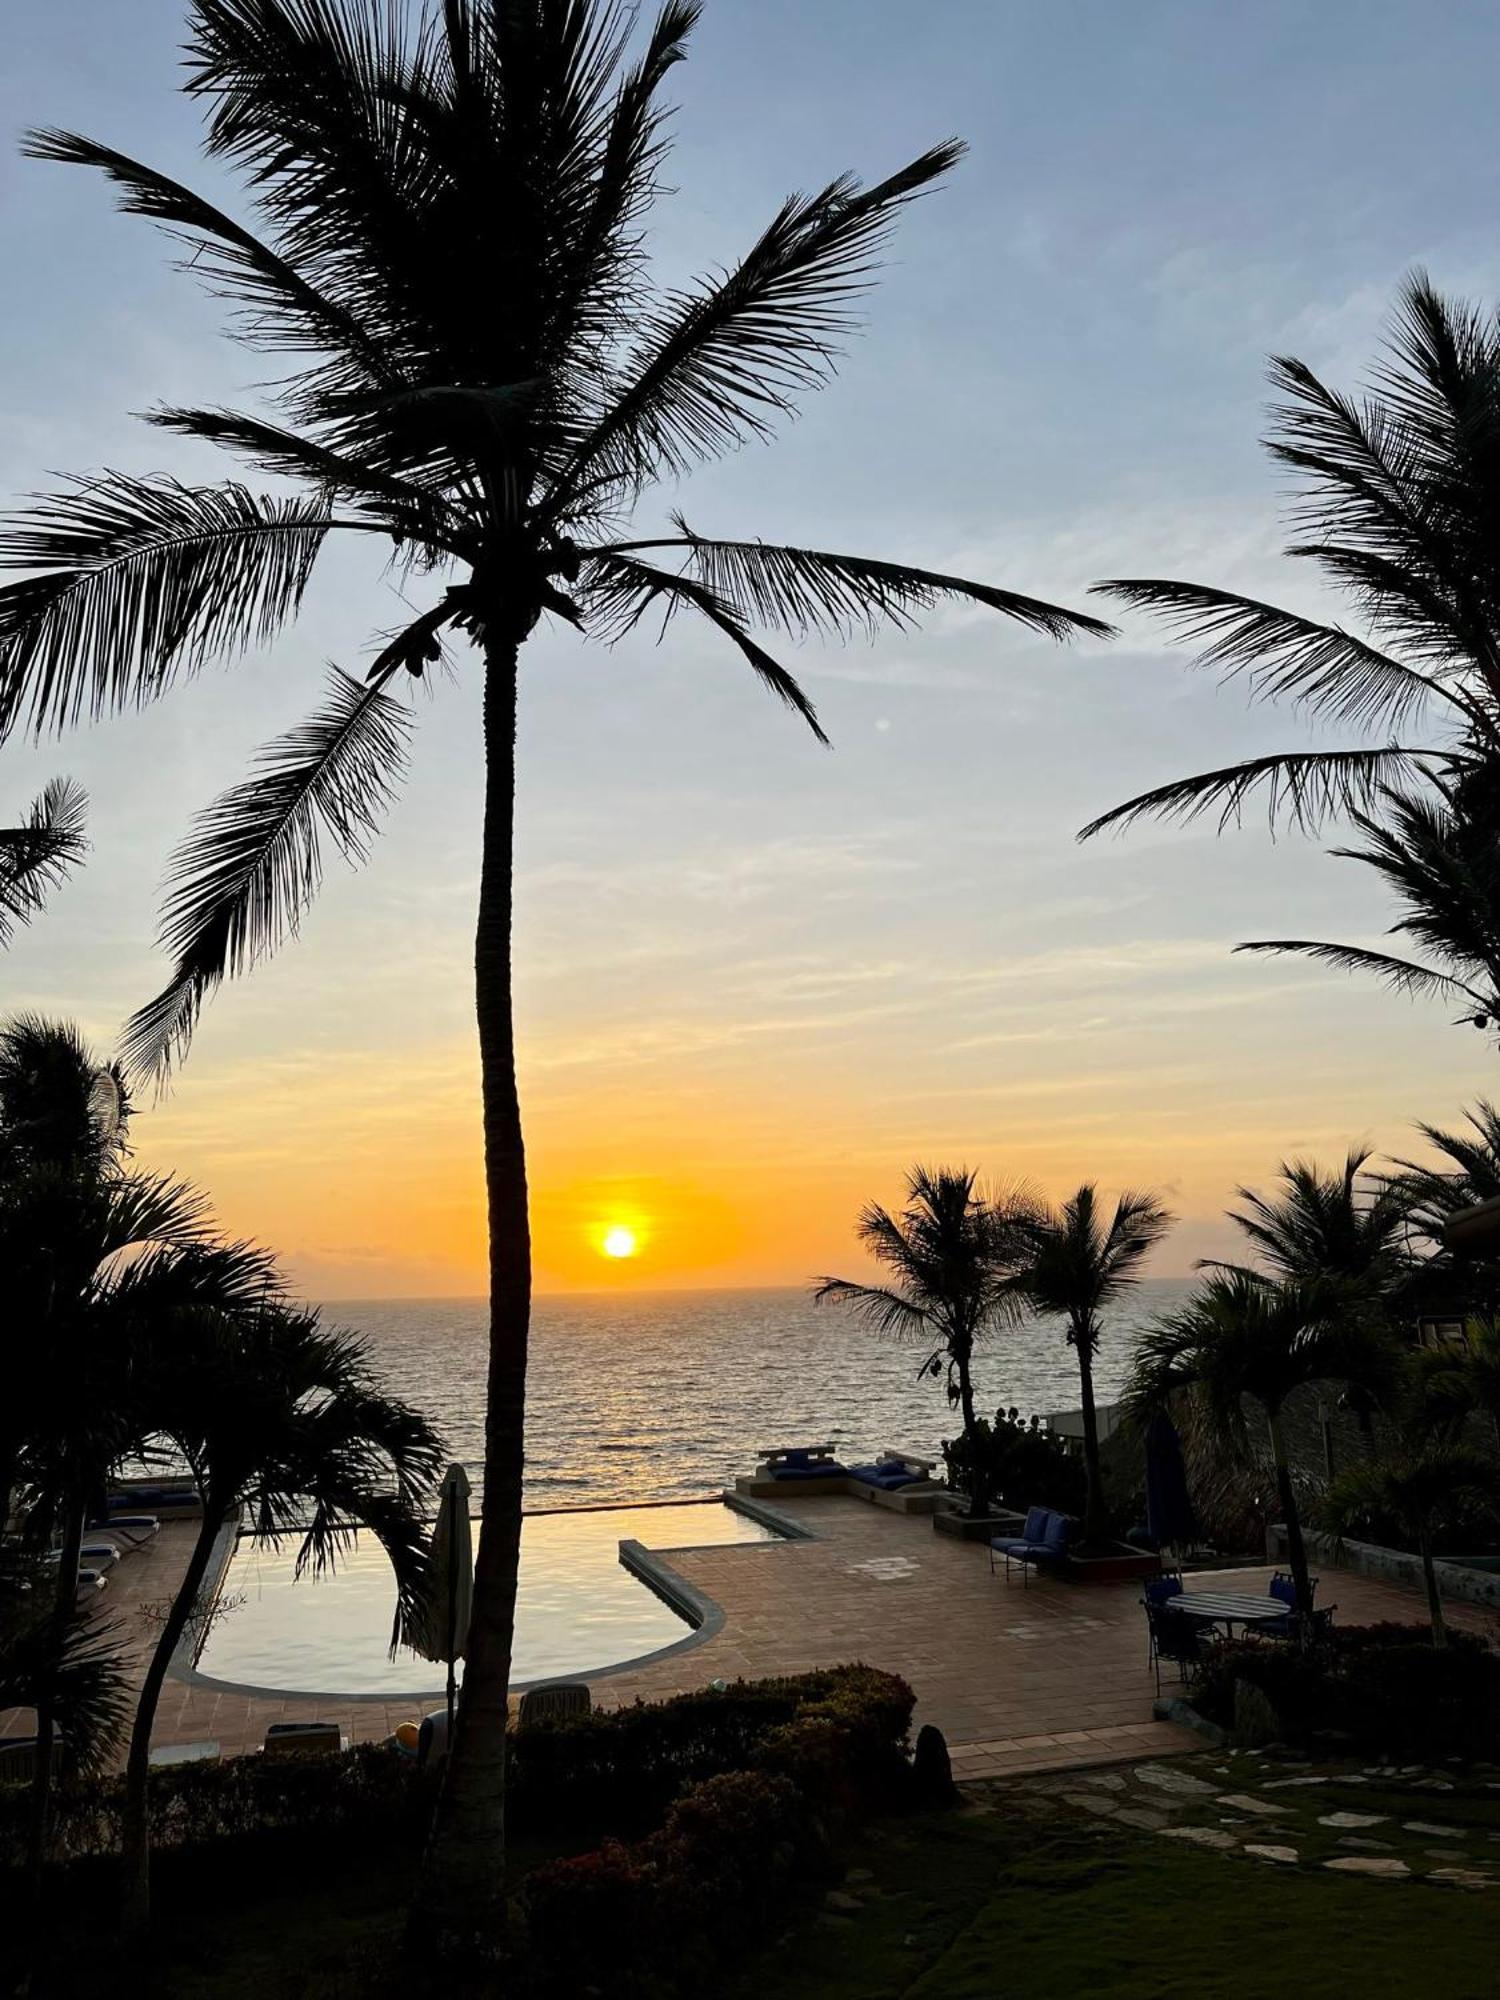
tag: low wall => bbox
[1270,1524,1500,1614]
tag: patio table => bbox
[1162,1590,1292,1634]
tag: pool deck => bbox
[5,1494,1495,1781]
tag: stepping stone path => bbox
[1065,1792,1123,1819]
[1404,1821,1462,1837]
[1245,1844,1299,1865]
[1336,1837,1394,1852]
[1325,1856,1410,1878]
[1114,1806,1170,1831]
[1431,1869,1493,1891]
[1264,1775,1329,1789]
[1077,1771,1127,1792]
[1319,1811,1388,1829]
[1217,1793,1288,1817]
[1163,1825,1239,1851]
[1134,1764,1217,1798]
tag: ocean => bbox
[325,1282,1194,1510]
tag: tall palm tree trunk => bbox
[1265,1407,1314,1640]
[418,633,531,1937]
[954,1340,988,1516]
[119,1501,225,1935]
[1414,1518,1448,1649]
[1073,1318,1106,1546]
[26,1495,85,1900]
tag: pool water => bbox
[194,1499,782,1695]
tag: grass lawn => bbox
[732,1780,1500,2000]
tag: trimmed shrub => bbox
[524,1769,825,1999]
[508,1662,914,1835]
[1195,1622,1500,1759]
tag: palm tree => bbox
[815,1167,1033,1516]
[1324,1348,1500,1647]
[1387,1102,1500,1243]
[0,1015,277,1890]
[4,2,1106,1920]
[1211,1149,1413,1289]
[1081,276,1500,1038]
[1019,1185,1173,1545]
[0,779,86,946]
[118,1301,442,1933]
[1130,1269,1392,1626]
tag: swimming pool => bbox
[192,1498,784,1696]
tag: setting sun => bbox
[601,1226,639,1260]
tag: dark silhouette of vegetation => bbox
[1130,1269,1393,1631]
[815,1168,1035,1516]
[940,1407,1086,1519]
[1017,1185,1173,1543]
[117,1301,441,1934]
[3,0,1106,1934]
[0,778,86,946]
[1083,276,1500,1041]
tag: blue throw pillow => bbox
[1022,1506,1048,1542]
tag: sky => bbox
[3,0,1500,1297]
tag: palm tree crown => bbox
[4,0,1107,1082]
[0,779,87,947]
[1083,275,1500,1037]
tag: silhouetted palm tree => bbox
[1130,1269,1392,1627]
[0,1015,277,1891]
[1083,276,1500,1040]
[1210,1149,1413,1288]
[1387,1102,1500,1244]
[815,1167,1033,1516]
[1019,1185,1173,1544]
[0,779,86,946]
[3,2,1106,1922]
[1324,1348,1500,1647]
[119,1301,442,1933]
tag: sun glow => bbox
[601,1225,639,1260]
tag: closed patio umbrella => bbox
[1144,1409,1197,1554]
[409,1463,473,1742]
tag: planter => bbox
[1063,1543,1162,1584]
[932,1502,1024,1542]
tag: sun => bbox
[601,1225,638,1260]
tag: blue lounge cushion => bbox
[848,1463,892,1486]
[1043,1512,1070,1550]
[1021,1506,1049,1543]
[770,1461,846,1481]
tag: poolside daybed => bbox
[736,1446,943,1514]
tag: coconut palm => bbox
[1129,1269,1394,1628]
[1211,1149,1414,1289]
[5,1,1106,1919]
[118,1300,442,1933]
[815,1167,1034,1516]
[0,778,86,946]
[1018,1185,1173,1545]
[1387,1102,1500,1245]
[1082,276,1500,1039]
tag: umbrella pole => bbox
[445,1498,458,1742]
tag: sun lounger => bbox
[91,1514,159,1547]
[74,1568,108,1601]
[756,1445,848,1482]
[517,1683,592,1728]
[262,1721,344,1756]
[103,1484,201,1519]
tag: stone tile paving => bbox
[4,1491,1496,1777]
[1010,1748,1500,1889]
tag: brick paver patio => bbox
[6,1493,1494,1779]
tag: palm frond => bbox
[1078,745,1431,840]
[0,778,88,945]
[610,522,1112,642]
[1095,577,1480,734]
[812,1276,932,1341]
[1233,937,1491,1008]
[551,139,965,504]
[120,667,412,1082]
[583,549,827,741]
[0,474,331,741]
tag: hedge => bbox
[522,1664,914,1996]
[0,1662,915,1876]
[1195,1622,1500,1759]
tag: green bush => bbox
[942,1408,1086,1516]
[1194,1622,1500,1759]
[508,1662,914,1836]
[524,1769,826,1999]
[0,1739,430,1873]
